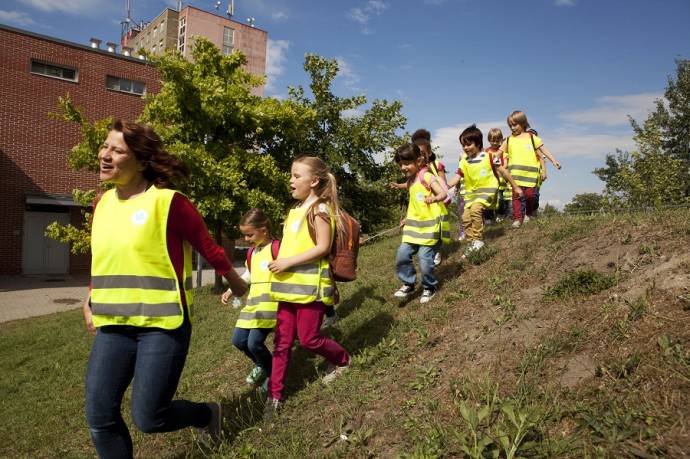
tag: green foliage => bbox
[465,245,497,265]
[543,270,616,299]
[564,192,606,214]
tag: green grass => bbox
[2,209,690,458]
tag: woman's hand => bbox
[268,258,292,274]
[83,297,96,336]
[221,289,232,305]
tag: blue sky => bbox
[2,0,689,208]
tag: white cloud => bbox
[559,92,661,127]
[0,9,36,26]
[265,39,290,93]
[347,1,389,33]
[543,131,635,158]
[336,56,360,89]
[271,11,288,21]
[555,0,576,6]
[19,0,111,14]
[432,120,505,167]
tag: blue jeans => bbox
[85,321,211,459]
[396,242,438,290]
[231,327,273,375]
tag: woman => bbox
[83,120,247,458]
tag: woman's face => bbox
[98,130,143,185]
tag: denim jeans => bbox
[85,321,211,459]
[396,242,438,290]
[231,327,273,375]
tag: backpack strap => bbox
[270,239,280,259]
[417,166,431,190]
[246,246,255,273]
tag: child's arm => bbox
[537,153,547,181]
[446,173,462,188]
[537,145,561,170]
[268,214,331,273]
[388,181,409,190]
[424,177,448,204]
[497,165,523,197]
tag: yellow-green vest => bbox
[269,205,335,305]
[237,242,278,329]
[90,187,193,329]
[460,152,499,209]
[402,171,451,246]
[506,135,540,188]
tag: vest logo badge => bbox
[260,260,269,270]
[480,168,487,177]
[416,191,424,201]
[291,220,301,233]
[131,209,148,226]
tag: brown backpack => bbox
[307,206,360,282]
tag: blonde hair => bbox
[507,110,530,130]
[487,128,504,142]
[292,156,345,238]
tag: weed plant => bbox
[543,270,616,299]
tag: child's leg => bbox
[470,203,485,240]
[324,304,335,318]
[512,191,523,222]
[268,302,298,401]
[463,206,480,240]
[533,187,541,214]
[295,302,349,366]
[417,245,438,291]
[524,187,537,217]
[231,327,256,364]
[396,242,419,286]
[247,328,273,376]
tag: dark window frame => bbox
[105,75,146,96]
[30,59,78,83]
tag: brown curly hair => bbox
[112,120,189,188]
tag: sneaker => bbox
[323,357,351,384]
[433,251,442,266]
[263,397,281,422]
[472,240,485,251]
[245,366,266,385]
[259,377,269,394]
[420,288,436,304]
[524,215,531,223]
[458,232,466,241]
[512,220,521,229]
[393,284,415,298]
[320,313,339,330]
[196,402,222,446]
[495,217,503,223]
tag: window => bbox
[106,76,146,95]
[222,26,234,55]
[178,17,186,53]
[30,60,77,82]
[159,39,164,50]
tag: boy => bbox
[393,142,449,304]
[447,125,523,253]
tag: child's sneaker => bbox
[263,397,281,421]
[512,220,521,229]
[259,377,269,394]
[320,312,339,330]
[323,357,351,384]
[523,215,531,223]
[420,288,436,304]
[458,232,466,241]
[495,216,503,223]
[245,366,266,385]
[433,251,442,266]
[196,402,222,446]
[393,284,415,298]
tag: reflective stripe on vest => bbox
[402,175,450,246]
[460,153,499,209]
[270,205,335,305]
[90,187,193,329]
[237,242,279,329]
[506,135,540,188]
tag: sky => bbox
[2,0,689,208]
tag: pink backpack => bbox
[418,166,451,204]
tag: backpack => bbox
[423,162,452,204]
[246,239,281,273]
[307,205,361,282]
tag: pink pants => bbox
[268,301,350,400]
[512,186,537,222]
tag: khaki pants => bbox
[462,202,485,241]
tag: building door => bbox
[22,211,70,274]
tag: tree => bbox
[287,54,407,231]
[563,193,605,214]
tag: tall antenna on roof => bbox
[226,0,234,17]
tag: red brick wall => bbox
[0,26,160,274]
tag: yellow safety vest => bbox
[236,243,278,329]
[402,171,450,246]
[269,204,335,305]
[460,152,499,209]
[487,148,507,192]
[506,134,542,188]
[90,187,193,329]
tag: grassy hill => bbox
[1,210,689,458]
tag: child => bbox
[393,143,449,304]
[499,111,561,227]
[447,125,523,253]
[484,128,506,223]
[412,128,448,186]
[265,156,351,420]
[221,208,278,393]
[527,128,547,213]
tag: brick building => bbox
[0,24,160,275]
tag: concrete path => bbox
[0,268,243,324]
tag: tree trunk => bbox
[213,221,234,293]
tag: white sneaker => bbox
[323,358,351,384]
[320,313,339,330]
[524,215,531,223]
[495,217,503,223]
[512,220,521,229]
[420,288,436,304]
[393,284,415,298]
[472,240,485,250]
[433,251,442,266]
[458,233,466,241]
